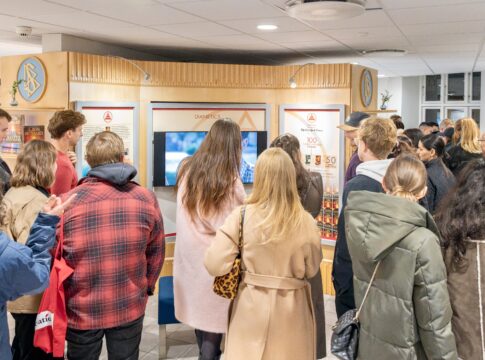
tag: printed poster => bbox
[78,107,135,176]
[281,107,343,243]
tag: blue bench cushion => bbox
[158,276,179,325]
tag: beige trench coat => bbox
[2,185,48,313]
[205,205,322,360]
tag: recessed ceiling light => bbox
[257,24,278,31]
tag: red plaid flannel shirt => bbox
[60,178,165,330]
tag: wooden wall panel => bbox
[69,53,351,89]
[0,52,69,109]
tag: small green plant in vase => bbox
[380,90,392,110]
[9,79,23,106]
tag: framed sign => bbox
[147,102,270,189]
[17,57,47,103]
[74,102,139,179]
[279,104,345,245]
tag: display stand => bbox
[279,104,345,246]
[74,102,139,178]
[146,102,270,190]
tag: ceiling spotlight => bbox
[288,62,315,89]
[257,24,278,31]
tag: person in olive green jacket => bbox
[346,154,457,360]
[2,140,58,360]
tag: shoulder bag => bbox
[213,206,246,300]
[331,261,381,360]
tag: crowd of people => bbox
[0,106,484,360]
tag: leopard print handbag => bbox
[213,206,246,300]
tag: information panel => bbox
[74,102,139,178]
[279,105,345,245]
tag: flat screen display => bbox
[153,131,267,187]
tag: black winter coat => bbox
[445,145,482,177]
[300,171,326,359]
[424,158,455,214]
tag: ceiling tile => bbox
[196,34,288,50]
[218,16,312,34]
[153,21,240,37]
[409,33,484,47]
[255,30,332,43]
[388,3,485,25]
[44,0,160,12]
[308,10,394,30]
[0,13,77,34]
[24,11,134,31]
[323,26,402,40]
[90,4,204,26]
[400,21,485,36]
[278,40,348,51]
[381,0,485,10]
[0,0,77,16]
[167,0,283,21]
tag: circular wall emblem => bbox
[17,57,47,103]
[360,69,373,108]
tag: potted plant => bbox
[380,90,392,110]
[10,79,23,106]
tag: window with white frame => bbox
[421,72,481,127]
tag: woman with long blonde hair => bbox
[345,154,457,359]
[445,117,482,176]
[205,148,322,360]
[2,140,58,360]
[174,119,245,360]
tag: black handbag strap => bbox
[355,261,381,321]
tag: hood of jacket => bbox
[355,159,393,183]
[87,163,137,186]
[345,190,440,262]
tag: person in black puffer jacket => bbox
[445,117,482,177]
[417,133,456,214]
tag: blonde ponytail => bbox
[383,155,427,202]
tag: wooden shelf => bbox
[365,109,398,113]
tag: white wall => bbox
[377,77,402,116]
[401,77,421,128]
[377,76,421,129]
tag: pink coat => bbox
[174,179,245,333]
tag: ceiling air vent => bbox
[286,0,366,21]
[362,49,408,57]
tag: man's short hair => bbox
[0,108,12,122]
[359,117,397,159]
[48,110,86,139]
[85,131,124,168]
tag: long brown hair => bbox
[435,158,485,272]
[270,133,310,199]
[246,148,306,243]
[176,119,242,219]
[11,140,57,188]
